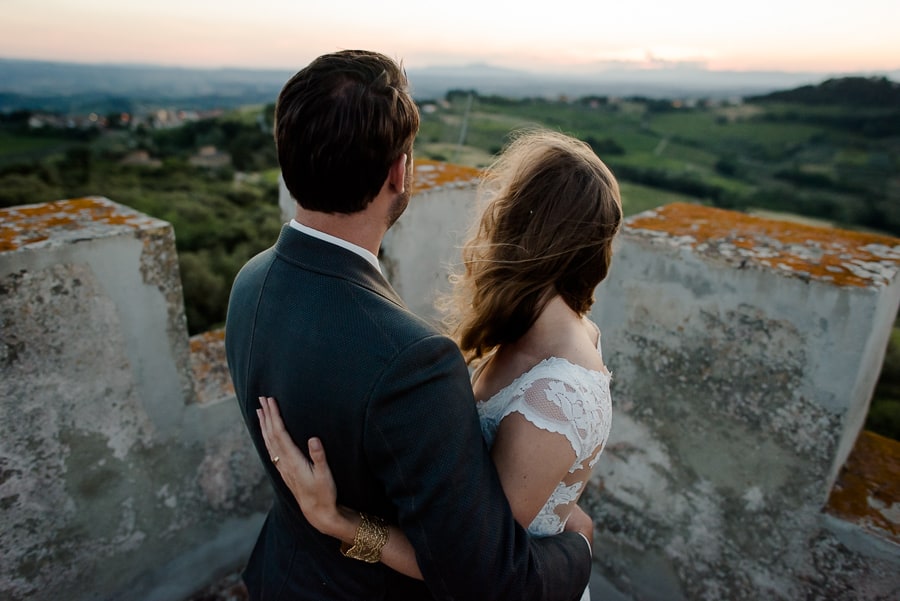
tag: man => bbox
[225,49,592,600]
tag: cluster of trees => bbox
[870,329,900,440]
[149,105,276,172]
[0,106,282,333]
[749,76,900,107]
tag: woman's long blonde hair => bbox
[442,129,623,365]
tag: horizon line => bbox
[2,54,899,78]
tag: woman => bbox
[258,129,621,598]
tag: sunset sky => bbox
[2,0,898,74]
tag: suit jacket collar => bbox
[272,224,406,309]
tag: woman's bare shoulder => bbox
[535,315,606,375]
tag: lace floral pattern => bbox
[477,334,612,537]
[527,480,584,535]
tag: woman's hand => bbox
[257,396,346,538]
[257,396,422,579]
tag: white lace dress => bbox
[476,330,612,601]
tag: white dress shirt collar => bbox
[289,219,382,274]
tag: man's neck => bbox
[294,206,385,257]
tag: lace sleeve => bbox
[497,369,611,471]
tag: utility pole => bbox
[453,91,473,164]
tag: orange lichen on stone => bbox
[413,159,482,193]
[190,327,226,352]
[627,203,900,288]
[189,328,234,405]
[826,430,900,544]
[0,197,161,253]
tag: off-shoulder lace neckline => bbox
[474,319,609,402]
[476,354,610,406]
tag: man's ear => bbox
[388,153,407,193]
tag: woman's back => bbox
[472,297,612,535]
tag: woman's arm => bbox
[257,396,423,579]
[489,411,578,527]
[258,394,581,579]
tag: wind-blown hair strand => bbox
[443,129,622,364]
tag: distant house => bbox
[189,145,231,169]
[119,150,162,167]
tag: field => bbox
[0,131,77,162]
[415,92,900,236]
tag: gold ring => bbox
[272,456,280,464]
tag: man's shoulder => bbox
[229,239,455,355]
[233,247,277,284]
[360,290,452,349]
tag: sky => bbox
[2,0,898,74]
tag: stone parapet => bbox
[826,429,900,545]
[190,329,234,405]
[585,203,900,600]
[380,161,481,323]
[0,198,267,601]
[3,188,899,601]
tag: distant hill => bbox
[0,59,292,112]
[744,76,900,138]
[405,63,851,101]
[0,59,292,97]
[748,76,900,106]
[1,57,898,111]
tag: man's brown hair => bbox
[275,50,420,213]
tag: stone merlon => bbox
[628,202,900,288]
[411,158,482,193]
[0,197,166,253]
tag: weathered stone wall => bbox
[4,187,899,601]
[584,203,900,600]
[380,164,481,324]
[0,198,268,601]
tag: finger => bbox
[259,421,277,460]
[257,407,266,438]
[258,396,270,432]
[263,397,295,453]
[262,397,282,449]
[260,399,314,477]
[308,437,334,481]
[258,398,280,461]
[308,437,327,465]
[264,396,289,436]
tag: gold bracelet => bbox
[340,512,388,563]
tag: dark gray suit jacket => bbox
[225,225,591,600]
